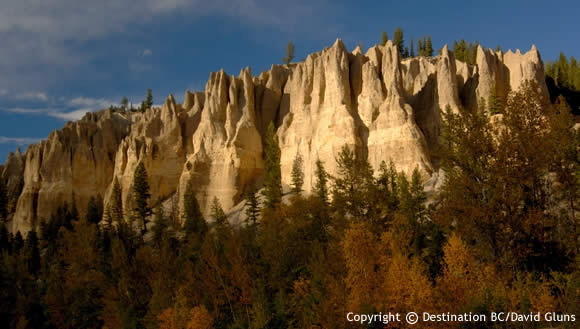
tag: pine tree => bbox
[418,39,423,56]
[557,52,569,87]
[426,36,433,56]
[393,27,404,55]
[108,177,123,225]
[291,152,304,194]
[132,162,151,235]
[313,159,329,205]
[409,39,415,57]
[282,41,295,65]
[24,231,40,276]
[262,122,282,208]
[152,203,168,246]
[145,89,153,109]
[121,97,129,111]
[210,197,227,225]
[183,178,206,237]
[488,82,502,114]
[381,31,389,46]
[0,178,7,221]
[86,195,103,225]
[245,183,260,226]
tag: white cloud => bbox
[0,136,42,145]
[13,91,48,102]
[68,97,112,108]
[2,94,116,121]
[140,49,153,57]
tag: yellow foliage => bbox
[187,305,213,329]
[342,222,379,312]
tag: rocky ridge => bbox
[1,40,548,233]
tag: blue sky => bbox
[1,0,579,162]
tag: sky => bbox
[0,0,579,162]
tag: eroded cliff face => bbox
[3,40,548,232]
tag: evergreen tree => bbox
[403,46,409,58]
[24,231,40,276]
[381,31,389,46]
[0,223,10,253]
[393,27,404,55]
[409,39,415,57]
[245,183,260,226]
[291,152,304,194]
[132,162,151,235]
[0,178,7,221]
[557,52,569,87]
[488,82,503,114]
[313,159,329,205]
[152,204,168,247]
[109,177,123,225]
[86,195,103,225]
[425,36,433,56]
[210,197,227,225]
[262,122,282,208]
[121,97,129,111]
[183,178,206,237]
[418,39,423,56]
[12,231,24,253]
[282,41,295,65]
[145,89,153,109]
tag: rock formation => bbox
[1,40,548,233]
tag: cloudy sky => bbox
[0,0,578,161]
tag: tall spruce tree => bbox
[410,39,415,57]
[132,162,151,234]
[426,36,433,56]
[183,178,206,237]
[282,41,295,65]
[245,183,260,226]
[488,82,503,114]
[291,152,304,193]
[86,195,103,225]
[108,177,123,225]
[145,89,153,109]
[418,39,423,56]
[393,27,404,55]
[381,31,389,46]
[313,159,329,205]
[262,122,282,208]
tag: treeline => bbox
[381,27,434,58]
[0,81,579,329]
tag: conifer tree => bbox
[262,122,282,208]
[426,36,433,56]
[121,97,129,111]
[291,152,304,194]
[108,177,123,225]
[409,39,415,57]
[245,183,260,226]
[210,197,227,225]
[183,178,206,237]
[418,39,423,56]
[313,159,329,205]
[145,89,153,109]
[488,82,503,114]
[381,31,389,46]
[393,27,404,55]
[86,195,103,225]
[133,162,151,234]
[152,203,168,246]
[24,231,40,276]
[282,41,295,65]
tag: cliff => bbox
[1,40,548,233]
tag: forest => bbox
[0,77,578,328]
